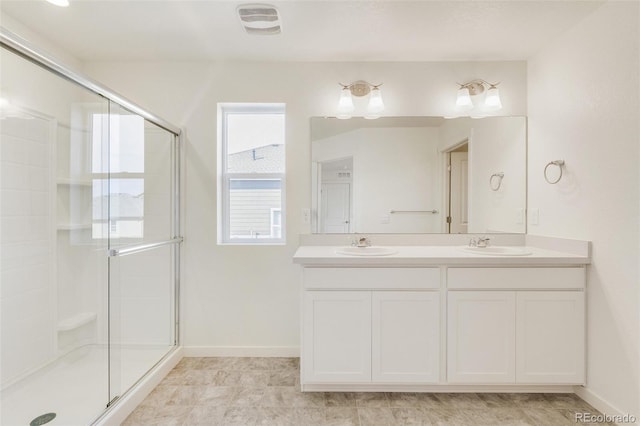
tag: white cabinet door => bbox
[303,291,372,383]
[516,291,585,384]
[447,291,516,383]
[372,291,439,383]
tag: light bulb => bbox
[484,86,502,111]
[336,87,354,119]
[456,87,473,111]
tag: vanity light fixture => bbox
[456,79,502,112]
[46,0,70,6]
[336,81,384,119]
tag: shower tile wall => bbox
[0,115,54,387]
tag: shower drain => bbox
[30,413,56,426]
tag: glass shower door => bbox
[2,29,182,424]
[106,102,179,404]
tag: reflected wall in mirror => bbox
[311,116,526,234]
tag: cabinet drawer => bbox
[304,267,440,290]
[448,267,584,290]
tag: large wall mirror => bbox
[311,116,526,234]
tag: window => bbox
[218,104,285,244]
[91,113,145,240]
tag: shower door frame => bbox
[1,26,183,421]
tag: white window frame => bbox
[270,207,282,239]
[218,103,286,245]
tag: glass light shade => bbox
[484,86,502,110]
[366,87,384,114]
[337,87,354,119]
[46,0,70,6]
[456,87,473,110]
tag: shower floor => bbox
[1,344,172,426]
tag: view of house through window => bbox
[219,104,286,243]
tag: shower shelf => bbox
[57,224,92,231]
[57,312,97,332]
[56,178,92,187]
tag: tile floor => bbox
[123,357,611,425]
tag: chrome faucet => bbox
[468,237,477,247]
[353,237,371,247]
[477,236,491,248]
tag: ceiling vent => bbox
[237,4,282,35]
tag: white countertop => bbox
[293,245,590,266]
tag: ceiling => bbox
[0,1,604,62]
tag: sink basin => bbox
[458,246,532,256]
[336,246,398,256]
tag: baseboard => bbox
[574,386,638,425]
[94,346,183,426]
[183,346,300,358]
[303,383,575,393]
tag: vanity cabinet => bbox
[301,267,440,385]
[447,267,585,385]
[294,249,589,392]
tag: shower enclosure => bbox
[0,30,182,425]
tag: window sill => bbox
[218,241,287,246]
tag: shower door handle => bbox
[108,237,183,257]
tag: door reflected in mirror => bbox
[318,157,353,233]
[310,116,526,234]
[447,142,469,234]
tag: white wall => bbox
[313,126,441,233]
[82,60,527,352]
[528,1,639,419]
[0,13,84,72]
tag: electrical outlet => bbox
[302,208,310,224]
[530,208,539,226]
[380,215,390,224]
[516,208,524,225]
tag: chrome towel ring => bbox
[489,172,504,191]
[544,160,565,184]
